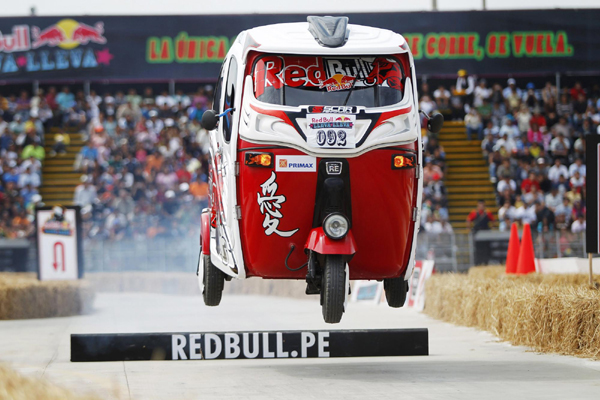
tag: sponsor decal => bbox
[253,55,404,99]
[309,106,358,114]
[0,19,112,75]
[275,155,316,172]
[256,171,299,237]
[306,113,356,149]
[171,331,330,360]
[404,30,573,60]
[146,32,232,64]
[326,161,343,175]
[41,206,73,236]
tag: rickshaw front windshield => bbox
[252,54,406,108]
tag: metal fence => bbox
[417,230,588,273]
[6,230,590,274]
[83,237,200,273]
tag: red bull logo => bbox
[335,116,351,122]
[319,74,355,92]
[32,19,106,50]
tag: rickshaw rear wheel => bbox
[321,255,346,323]
[383,277,408,308]
[203,254,225,306]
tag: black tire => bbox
[321,255,346,324]
[384,277,408,308]
[203,254,225,306]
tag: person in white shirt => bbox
[497,175,517,194]
[568,158,586,177]
[547,159,569,183]
[74,176,98,207]
[571,214,586,233]
[425,215,443,235]
[419,95,437,115]
[433,85,451,108]
[502,78,522,99]
[544,186,563,211]
[17,167,41,188]
[498,202,516,221]
[570,171,585,189]
[473,79,491,108]
[494,133,517,153]
[498,119,520,139]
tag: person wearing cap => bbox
[502,78,522,99]
[454,69,475,106]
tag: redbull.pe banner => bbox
[0,9,599,82]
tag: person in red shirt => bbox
[175,164,191,183]
[521,172,541,193]
[529,108,546,131]
[569,82,585,101]
[466,200,495,232]
[45,86,58,111]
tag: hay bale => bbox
[0,273,95,320]
[0,363,100,400]
[425,268,600,359]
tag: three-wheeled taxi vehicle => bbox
[198,16,443,323]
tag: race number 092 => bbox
[316,130,347,147]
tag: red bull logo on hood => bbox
[32,19,106,49]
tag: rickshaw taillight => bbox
[245,152,273,168]
[392,154,416,169]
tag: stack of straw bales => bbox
[0,363,99,400]
[0,273,94,320]
[425,267,600,359]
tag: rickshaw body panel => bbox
[237,140,418,280]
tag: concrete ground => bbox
[1,293,600,400]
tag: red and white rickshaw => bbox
[198,16,443,323]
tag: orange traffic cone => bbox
[505,223,520,274]
[516,224,536,275]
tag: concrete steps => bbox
[438,122,496,233]
[40,128,84,206]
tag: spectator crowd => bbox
[421,75,592,238]
[1,77,594,243]
[0,86,213,241]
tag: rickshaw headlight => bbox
[323,213,349,240]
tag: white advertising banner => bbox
[37,206,81,281]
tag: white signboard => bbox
[306,113,356,149]
[37,207,80,281]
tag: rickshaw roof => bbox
[240,21,409,58]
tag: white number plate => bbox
[306,113,356,149]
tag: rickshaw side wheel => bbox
[383,278,408,308]
[203,254,225,306]
[322,255,346,324]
